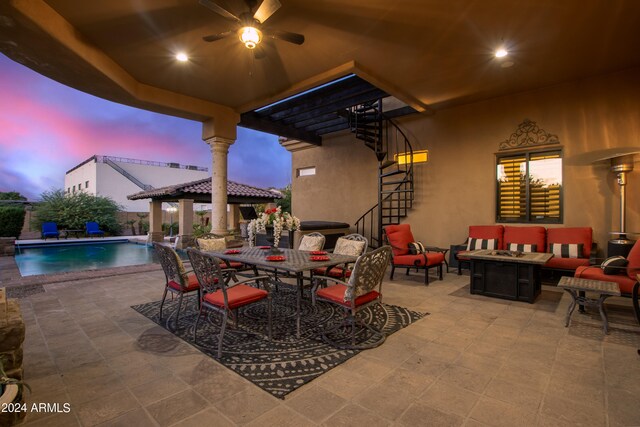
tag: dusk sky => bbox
[0,54,291,200]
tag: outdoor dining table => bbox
[206,247,358,338]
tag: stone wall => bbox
[0,289,26,425]
[0,238,15,257]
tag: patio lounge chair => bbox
[85,221,105,237]
[41,222,60,240]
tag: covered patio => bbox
[1,1,639,426]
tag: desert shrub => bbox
[32,190,122,235]
[0,206,26,238]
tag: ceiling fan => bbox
[199,0,305,56]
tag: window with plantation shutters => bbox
[496,150,562,223]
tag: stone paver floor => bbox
[12,268,640,426]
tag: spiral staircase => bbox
[351,100,416,248]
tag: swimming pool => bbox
[15,241,159,276]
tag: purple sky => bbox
[0,55,291,200]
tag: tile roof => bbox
[127,178,282,201]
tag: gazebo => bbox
[128,178,282,248]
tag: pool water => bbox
[15,242,159,276]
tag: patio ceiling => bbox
[1,0,639,139]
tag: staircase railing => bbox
[104,158,153,191]
[353,101,415,248]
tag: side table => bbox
[424,246,449,273]
[558,276,621,334]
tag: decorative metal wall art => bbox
[499,119,560,151]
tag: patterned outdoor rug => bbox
[132,287,426,398]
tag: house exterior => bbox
[64,155,209,211]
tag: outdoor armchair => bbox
[384,224,444,284]
[574,240,640,325]
[85,221,105,237]
[41,222,59,240]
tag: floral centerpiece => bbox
[247,206,301,248]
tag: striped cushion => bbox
[467,238,498,251]
[507,243,537,253]
[549,243,584,259]
[601,256,628,275]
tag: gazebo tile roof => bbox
[127,178,281,200]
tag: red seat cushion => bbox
[546,227,592,258]
[575,266,637,294]
[469,225,505,250]
[504,226,546,251]
[316,284,380,308]
[384,224,414,256]
[168,273,200,292]
[544,257,590,271]
[313,267,350,278]
[219,261,244,269]
[625,240,640,280]
[204,284,268,309]
[394,252,444,267]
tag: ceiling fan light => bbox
[239,26,262,49]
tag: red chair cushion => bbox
[316,284,380,308]
[625,240,640,280]
[385,224,415,256]
[204,284,268,309]
[504,226,546,251]
[219,261,244,269]
[168,273,200,292]
[546,227,592,258]
[313,267,350,278]
[575,266,637,294]
[394,252,444,267]
[544,257,590,271]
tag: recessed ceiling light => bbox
[176,52,189,62]
[495,49,508,58]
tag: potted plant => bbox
[247,206,300,252]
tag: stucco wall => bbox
[291,67,640,253]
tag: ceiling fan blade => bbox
[199,0,241,22]
[202,30,233,42]
[253,0,281,23]
[268,29,304,45]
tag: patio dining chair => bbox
[196,235,257,276]
[298,232,326,251]
[153,242,202,329]
[311,233,368,281]
[41,222,60,240]
[187,248,272,358]
[313,245,392,349]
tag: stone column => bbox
[205,137,234,234]
[147,200,164,243]
[177,199,194,249]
